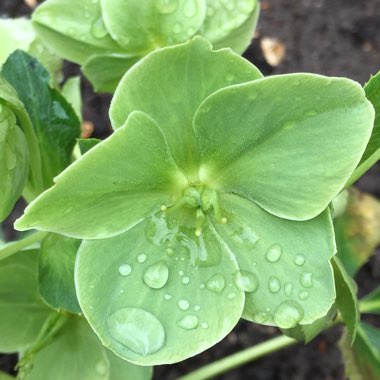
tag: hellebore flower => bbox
[32,0,259,91]
[15,37,375,364]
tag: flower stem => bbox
[177,335,297,380]
[0,231,47,261]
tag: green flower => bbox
[32,0,259,91]
[16,37,375,364]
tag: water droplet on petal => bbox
[205,273,225,294]
[164,293,172,300]
[186,27,196,36]
[177,315,199,330]
[194,305,200,311]
[143,261,169,289]
[298,290,309,300]
[268,276,281,293]
[182,276,190,285]
[178,270,184,276]
[273,301,304,328]
[178,299,190,311]
[265,244,282,263]
[119,264,132,277]
[201,322,208,329]
[300,272,313,288]
[234,270,259,293]
[107,308,165,356]
[137,254,147,264]
[294,254,306,266]
[91,17,108,39]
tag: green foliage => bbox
[32,0,259,91]
[78,138,101,155]
[2,50,81,189]
[360,287,380,315]
[15,37,375,365]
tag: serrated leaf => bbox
[76,214,244,365]
[39,233,81,313]
[335,189,380,276]
[340,323,380,380]
[360,287,380,315]
[332,256,359,341]
[78,138,101,155]
[0,250,53,353]
[2,50,81,189]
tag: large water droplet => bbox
[294,254,306,266]
[273,301,304,328]
[205,273,225,294]
[156,0,178,14]
[234,270,259,293]
[177,315,199,330]
[178,299,190,311]
[137,254,147,264]
[107,308,165,356]
[91,18,108,39]
[143,261,169,289]
[118,264,132,277]
[268,276,281,293]
[265,244,282,263]
[300,272,313,288]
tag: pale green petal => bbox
[195,74,375,221]
[76,214,244,365]
[15,111,187,239]
[213,194,336,328]
[110,37,262,175]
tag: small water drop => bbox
[273,301,304,328]
[91,18,108,39]
[137,254,147,264]
[177,315,199,330]
[194,305,200,311]
[294,254,306,266]
[254,311,269,324]
[186,27,196,36]
[63,206,73,215]
[143,261,169,289]
[118,264,132,277]
[226,73,235,82]
[284,282,293,297]
[178,299,190,311]
[183,0,197,17]
[234,270,259,293]
[201,322,209,329]
[200,283,205,289]
[107,308,165,356]
[179,270,184,276]
[164,294,172,300]
[268,276,281,294]
[305,110,317,117]
[156,0,178,14]
[227,292,237,300]
[173,23,182,33]
[95,360,108,376]
[300,272,313,288]
[298,290,310,300]
[182,276,190,285]
[205,273,225,294]
[265,244,282,263]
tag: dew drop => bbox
[300,272,313,288]
[177,315,199,330]
[95,360,108,376]
[164,293,172,300]
[186,27,196,36]
[183,0,197,17]
[178,270,184,276]
[156,0,178,14]
[182,276,190,285]
[298,290,310,300]
[118,264,132,277]
[63,206,73,215]
[284,282,293,297]
[137,254,147,264]
[226,73,235,82]
[201,322,209,329]
[294,254,306,266]
[173,23,182,33]
[194,305,200,311]
[178,299,190,311]
[265,244,282,263]
[273,301,304,328]
[205,273,225,294]
[107,307,165,356]
[91,18,108,39]
[253,311,269,324]
[227,292,237,300]
[234,270,259,293]
[268,276,281,293]
[143,261,169,289]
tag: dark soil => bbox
[1,0,380,379]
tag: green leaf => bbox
[15,111,187,239]
[0,250,52,353]
[61,76,82,121]
[200,0,258,53]
[75,214,244,365]
[101,0,205,52]
[340,323,380,380]
[39,233,81,313]
[332,256,359,341]
[2,50,81,189]
[212,193,336,328]
[32,0,122,65]
[335,189,380,276]
[78,138,101,155]
[195,74,375,221]
[0,372,14,380]
[82,53,140,93]
[0,102,29,222]
[360,287,380,315]
[110,37,262,175]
